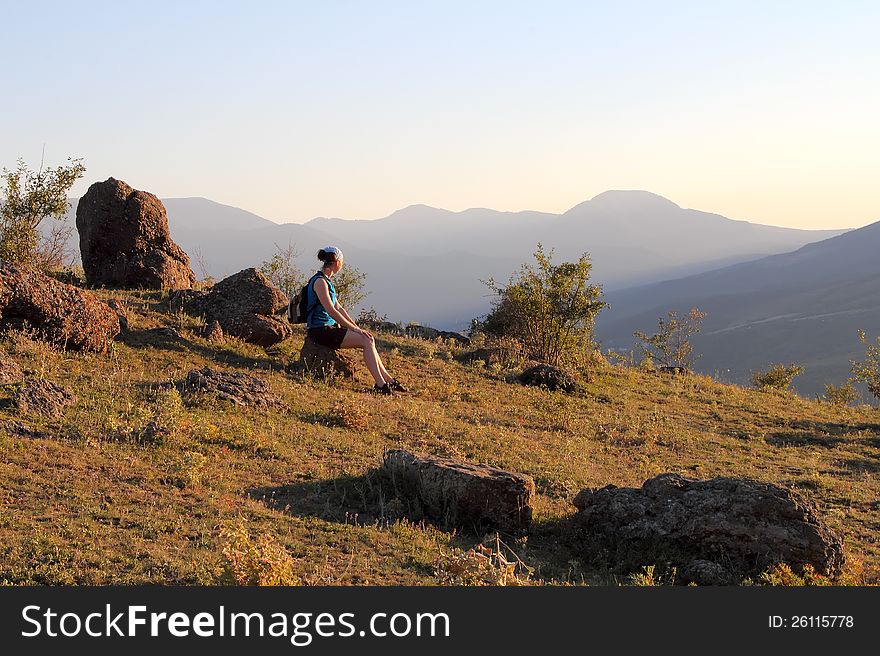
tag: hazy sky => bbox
[3,1,878,229]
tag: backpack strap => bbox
[306,272,331,325]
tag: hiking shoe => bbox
[387,378,408,392]
[372,383,393,396]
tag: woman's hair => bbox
[317,247,342,267]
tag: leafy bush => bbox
[332,263,368,310]
[851,330,880,402]
[752,363,804,391]
[1,156,85,270]
[476,244,605,367]
[822,382,860,406]
[634,308,706,370]
[219,525,300,586]
[259,241,303,297]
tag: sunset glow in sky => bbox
[3,1,878,229]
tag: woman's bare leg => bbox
[375,350,393,383]
[339,331,385,385]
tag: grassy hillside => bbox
[1,289,878,585]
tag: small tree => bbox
[479,243,605,367]
[1,156,85,269]
[822,382,859,406]
[752,363,804,391]
[260,241,304,297]
[634,308,706,370]
[333,263,368,310]
[851,330,880,402]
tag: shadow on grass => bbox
[248,471,390,525]
[120,327,288,373]
[765,432,849,448]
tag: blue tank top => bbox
[306,272,337,328]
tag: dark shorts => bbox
[307,326,348,350]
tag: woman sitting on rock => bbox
[306,246,406,395]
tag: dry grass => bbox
[1,288,879,585]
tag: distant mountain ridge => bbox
[58,189,847,334]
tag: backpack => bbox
[288,272,328,324]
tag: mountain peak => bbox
[587,190,681,209]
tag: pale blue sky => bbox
[2,1,878,228]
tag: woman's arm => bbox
[337,304,372,338]
[314,279,361,331]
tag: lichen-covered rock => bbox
[76,177,195,290]
[0,261,120,352]
[568,473,846,584]
[181,367,282,408]
[13,378,77,418]
[4,420,51,440]
[0,353,23,384]
[171,268,291,347]
[518,363,578,392]
[381,449,535,535]
[295,338,357,378]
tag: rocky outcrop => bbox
[0,353,23,384]
[76,178,195,289]
[295,338,357,378]
[381,449,535,535]
[568,473,846,584]
[181,367,283,408]
[518,363,578,392]
[13,378,77,418]
[455,347,520,367]
[404,324,470,345]
[0,261,120,351]
[171,268,291,347]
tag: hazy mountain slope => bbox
[57,191,845,333]
[598,221,880,396]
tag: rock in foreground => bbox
[569,473,845,584]
[172,268,291,347]
[381,449,535,534]
[518,363,578,392]
[13,378,77,418]
[0,261,120,351]
[76,177,196,289]
[181,367,283,408]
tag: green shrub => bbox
[1,156,85,270]
[822,382,859,406]
[752,364,804,391]
[476,244,605,367]
[851,330,880,402]
[634,308,706,370]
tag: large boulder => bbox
[295,338,357,378]
[0,261,120,351]
[171,268,292,347]
[76,178,195,289]
[568,473,846,584]
[381,449,535,535]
